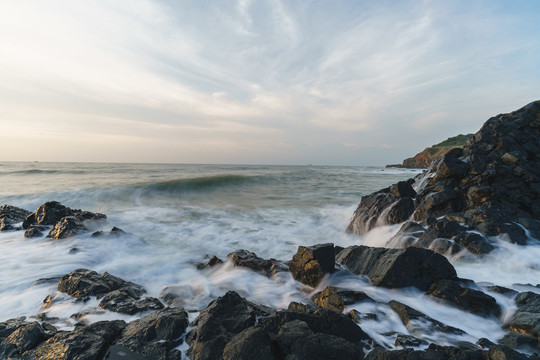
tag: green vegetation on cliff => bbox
[388,134,474,168]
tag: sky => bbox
[1,0,539,166]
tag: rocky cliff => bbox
[387,134,474,168]
[349,100,540,252]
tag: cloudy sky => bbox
[1,0,539,165]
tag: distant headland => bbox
[387,133,474,168]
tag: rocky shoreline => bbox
[1,101,539,359]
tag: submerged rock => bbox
[388,300,465,335]
[504,291,540,340]
[227,249,288,277]
[336,245,457,291]
[196,255,224,269]
[0,204,31,231]
[289,243,336,287]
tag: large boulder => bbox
[336,245,457,291]
[347,101,540,247]
[113,307,189,360]
[47,216,88,240]
[0,205,31,231]
[289,243,336,287]
[186,291,269,360]
[311,286,373,313]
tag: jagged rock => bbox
[336,245,457,291]
[347,181,416,234]
[427,280,501,318]
[91,227,127,238]
[289,243,335,287]
[388,300,464,335]
[498,333,539,352]
[99,290,164,315]
[0,321,50,358]
[24,224,46,238]
[186,291,270,360]
[23,201,74,229]
[504,291,540,339]
[348,101,540,247]
[0,204,31,231]
[222,327,275,360]
[196,255,224,269]
[30,320,125,360]
[114,307,188,360]
[452,232,495,254]
[387,221,425,247]
[227,249,288,277]
[48,216,88,239]
[311,286,373,313]
[57,268,145,301]
[395,334,428,348]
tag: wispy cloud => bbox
[1,0,539,164]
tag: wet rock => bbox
[48,216,88,239]
[57,268,145,301]
[186,291,270,360]
[24,224,46,238]
[485,285,519,297]
[0,321,50,358]
[222,327,275,360]
[395,334,428,348]
[387,221,425,247]
[114,307,188,360]
[30,320,125,360]
[227,249,288,277]
[312,286,373,313]
[99,290,164,315]
[427,280,501,318]
[388,300,465,335]
[365,344,487,360]
[91,226,127,238]
[452,232,495,254]
[336,245,457,291]
[274,319,365,360]
[0,204,31,231]
[23,201,74,228]
[196,255,224,269]
[347,181,416,235]
[289,243,336,287]
[487,345,530,360]
[497,333,539,352]
[504,291,540,339]
[347,101,540,251]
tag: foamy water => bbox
[1,162,538,350]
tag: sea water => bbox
[1,162,539,349]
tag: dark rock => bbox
[348,101,540,251]
[336,245,457,291]
[388,300,464,335]
[29,320,124,360]
[365,344,486,360]
[106,345,155,360]
[99,290,164,315]
[487,345,530,360]
[227,249,288,277]
[477,337,496,349]
[485,285,518,297]
[186,291,269,360]
[312,286,373,313]
[395,334,428,348]
[196,255,224,269]
[498,333,539,352]
[452,232,495,254]
[47,216,88,239]
[347,181,416,235]
[23,201,74,229]
[0,321,49,358]
[92,227,127,238]
[260,303,372,344]
[114,307,188,360]
[504,292,540,339]
[0,204,31,231]
[222,327,275,360]
[24,224,46,238]
[289,243,335,287]
[427,280,501,318]
[387,221,425,247]
[57,268,145,301]
[274,319,364,360]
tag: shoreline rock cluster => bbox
[1,101,539,359]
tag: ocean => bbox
[1,162,539,349]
